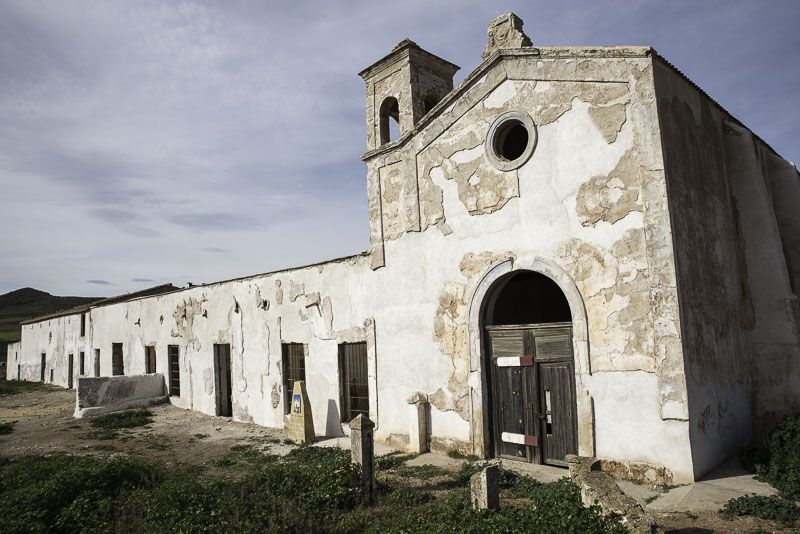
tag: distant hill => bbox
[0,288,101,339]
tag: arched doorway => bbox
[483,270,579,466]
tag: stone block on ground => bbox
[470,464,500,511]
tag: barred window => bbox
[282,343,306,415]
[338,342,369,423]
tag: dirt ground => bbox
[0,384,792,533]
[0,384,294,467]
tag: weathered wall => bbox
[363,48,693,481]
[5,341,21,380]
[75,373,168,417]
[88,255,377,435]
[17,313,90,387]
[653,58,800,479]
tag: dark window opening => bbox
[112,343,124,376]
[494,120,529,161]
[282,343,306,415]
[168,345,180,397]
[422,95,438,115]
[379,96,400,145]
[145,346,156,374]
[489,271,571,325]
[338,342,369,423]
[50,369,54,382]
[40,353,46,382]
[68,354,74,389]
[80,314,86,337]
[79,352,85,375]
[94,349,101,377]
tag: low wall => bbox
[75,373,168,418]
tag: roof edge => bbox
[20,283,178,325]
[651,51,791,164]
[359,39,459,79]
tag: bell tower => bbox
[359,39,459,152]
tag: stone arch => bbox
[466,257,594,458]
[379,96,400,145]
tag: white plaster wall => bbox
[6,341,21,380]
[17,314,90,387]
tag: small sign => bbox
[292,393,302,414]
[501,432,538,446]
[496,356,534,367]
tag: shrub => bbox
[0,450,620,533]
[443,461,487,488]
[0,380,52,397]
[446,449,480,461]
[722,494,800,526]
[90,409,153,431]
[755,414,800,499]
[0,454,163,533]
[375,451,415,471]
[0,422,13,435]
[395,463,451,479]
[368,479,625,534]
[387,487,434,506]
[498,466,543,498]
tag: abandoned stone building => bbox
[7,13,800,484]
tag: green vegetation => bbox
[90,409,153,431]
[0,380,52,397]
[724,413,800,526]
[446,448,480,461]
[0,447,624,533]
[749,414,800,499]
[374,451,416,471]
[85,409,154,440]
[722,494,800,526]
[0,422,13,435]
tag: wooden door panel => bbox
[68,354,74,389]
[488,329,537,461]
[538,362,578,466]
[214,344,233,417]
[494,366,527,459]
[534,335,572,360]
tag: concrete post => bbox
[350,413,375,499]
[407,391,429,454]
[470,465,500,511]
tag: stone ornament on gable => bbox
[482,12,533,60]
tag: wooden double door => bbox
[486,322,578,466]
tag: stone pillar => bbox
[470,465,500,511]
[350,414,375,499]
[407,392,429,454]
[285,380,315,443]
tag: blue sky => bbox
[1,0,798,296]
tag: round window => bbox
[485,111,537,171]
